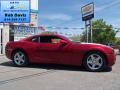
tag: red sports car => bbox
[5,34,116,72]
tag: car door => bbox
[27,36,41,62]
[36,36,62,63]
[30,35,81,65]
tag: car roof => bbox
[24,34,70,42]
[33,34,64,38]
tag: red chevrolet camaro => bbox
[5,34,116,72]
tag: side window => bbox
[32,37,39,43]
[40,36,51,43]
[51,36,61,44]
[51,38,61,44]
[40,36,61,43]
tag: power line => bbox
[39,26,120,30]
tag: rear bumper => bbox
[106,53,116,67]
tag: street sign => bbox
[0,0,30,23]
[81,3,94,21]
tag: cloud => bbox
[95,0,120,12]
[108,19,120,27]
[31,0,38,10]
[40,14,72,21]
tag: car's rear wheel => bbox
[12,51,29,67]
[83,52,106,72]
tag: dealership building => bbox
[0,9,39,55]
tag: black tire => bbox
[83,52,106,72]
[12,50,29,67]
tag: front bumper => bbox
[106,53,116,67]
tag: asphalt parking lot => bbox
[0,55,119,90]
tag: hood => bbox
[80,42,114,53]
[81,42,106,46]
[80,42,112,48]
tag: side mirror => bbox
[60,40,67,45]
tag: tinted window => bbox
[40,36,51,43]
[40,36,60,43]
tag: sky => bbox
[38,0,120,37]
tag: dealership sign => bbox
[0,0,30,23]
[13,25,36,35]
[81,3,94,21]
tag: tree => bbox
[81,19,116,44]
[115,37,120,45]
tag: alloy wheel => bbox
[87,54,103,70]
[14,51,26,66]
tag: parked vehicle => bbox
[5,34,116,72]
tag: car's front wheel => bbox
[83,52,106,72]
[12,51,29,67]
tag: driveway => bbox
[0,55,119,90]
